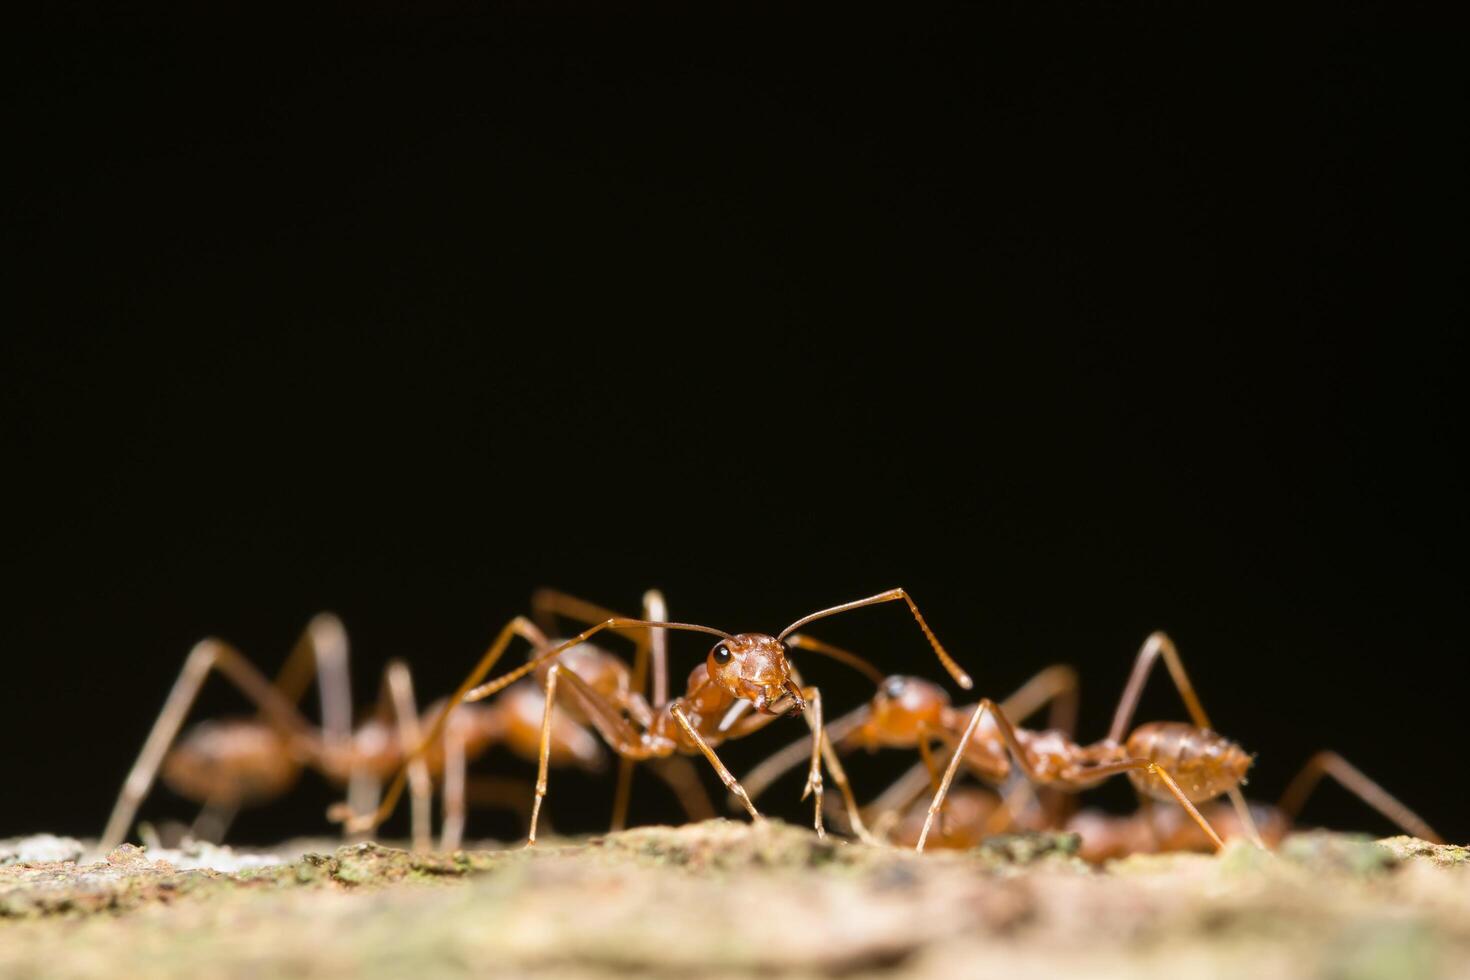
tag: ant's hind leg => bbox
[1278,751,1443,844]
[99,639,319,854]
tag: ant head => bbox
[859,675,951,747]
[706,633,804,714]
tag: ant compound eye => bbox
[883,677,907,699]
[712,644,732,665]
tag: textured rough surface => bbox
[0,821,1466,979]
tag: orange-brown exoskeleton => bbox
[744,632,1255,853]
[431,588,719,846]
[915,631,1257,852]
[340,588,973,845]
[740,659,1082,836]
[1063,750,1443,862]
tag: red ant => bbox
[99,614,447,853]
[868,750,1442,859]
[742,632,1254,852]
[340,589,973,845]
[759,631,1445,856]
[740,657,1082,843]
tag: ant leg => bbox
[528,663,669,844]
[382,660,434,853]
[816,729,878,844]
[778,589,973,689]
[800,688,827,838]
[530,589,628,638]
[740,702,870,804]
[609,757,639,833]
[99,639,320,854]
[610,589,672,832]
[671,705,762,822]
[1000,664,1080,736]
[191,615,352,848]
[1109,632,1212,739]
[348,616,727,834]
[918,698,1094,852]
[439,710,470,851]
[189,799,239,844]
[1107,632,1261,846]
[271,613,354,756]
[527,665,564,846]
[339,615,558,833]
[918,699,1003,852]
[530,589,665,833]
[346,770,382,840]
[867,760,933,840]
[782,666,866,842]
[643,589,670,710]
[1277,751,1443,843]
[997,664,1080,827]
[1073,759,1225,851]
[914,723,959,836]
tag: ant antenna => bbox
[778,589,972,689]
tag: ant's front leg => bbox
[672,705,763,823]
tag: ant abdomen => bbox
[1125,721,1253,803]
[162,718,301,805]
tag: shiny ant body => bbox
[341,589,973,845]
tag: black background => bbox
[6,6,1462,845]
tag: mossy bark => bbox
[2,822,1467,978]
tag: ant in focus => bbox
[339,589,974,845]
